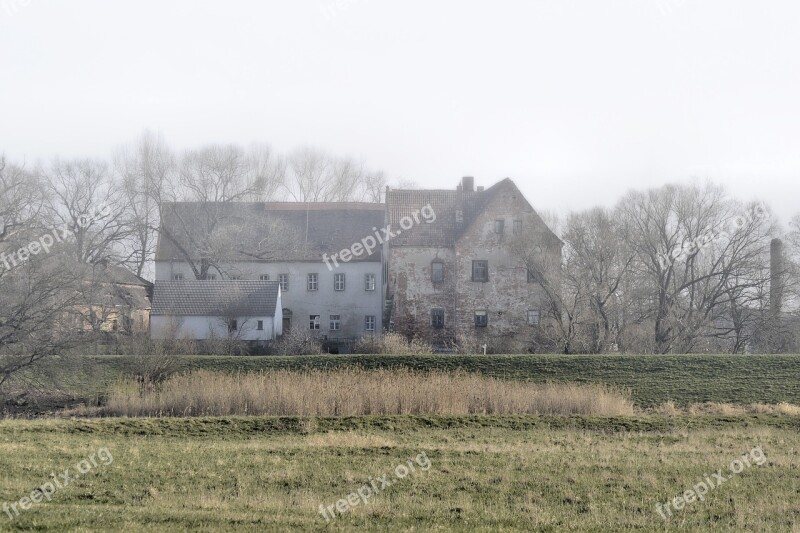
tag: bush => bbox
[353,333,433,355]
[269,330,324,355]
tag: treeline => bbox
[2,132,393,279]
[514,183,800,354]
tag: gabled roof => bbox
[77,262,152,308]
[151,280,280,317]
[94,263,153,288]
[156,202,385,263]
[386,178,559,246]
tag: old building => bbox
[71,261,153,335]
[154,202,385,347]
[385,177,561,351]
[150,280,282,342]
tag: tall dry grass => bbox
[105,369,633,417]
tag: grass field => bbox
[0,415,798,531]
[4,353,800,531]
[18,353,800,412]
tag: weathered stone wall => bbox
[388,181,561,351]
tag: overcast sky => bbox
[2,1,799,225]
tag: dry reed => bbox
[105,368,634,417]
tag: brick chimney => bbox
[461,176,474,192]
[771,238,784,317]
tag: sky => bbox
[2,0,800,226]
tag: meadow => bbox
[1,353,799,531]
[0,415,798,531]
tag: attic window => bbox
[172,273,184,281]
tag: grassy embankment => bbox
[16,353,800,412]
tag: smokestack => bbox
[771,238,784,317]
[461,176,474,192]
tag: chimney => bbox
[461,176,474,192]
[770,238,784,317]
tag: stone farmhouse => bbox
[385,177,562,350]
[152,177,560,352]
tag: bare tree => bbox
[114,131,175,277]
[507,214,575,352]
[561,208,634,353]
[616,183,774,353]
[0,158,82,397]
[177,144,283,203]
[159,202,305,280]
[281,146,384,203]
[40,158,132,264]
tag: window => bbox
[260,274,270,281]
[278,274,289,291]
[334,273,346,291]
[307,273,318,291]
[527,310,540,326]
[228,319,238,332]
[172,273,184,281]
[257,320,264,331]
[309,315,320,330]
[329,314,340,331]
[207,274,217,280]
[474,311,488,328]
[431,308,445,329]
[365,273,376,291]
[472,260,489,282]
[513,220,522,235]
[494,219,505,234]
[230,275,242,280]
[365,315,376,332]
[431,261,444,283]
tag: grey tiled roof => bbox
[151,281,280,316]
[156,202,385,263]
[386,178,561,247]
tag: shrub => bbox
[270,329,324,355]
[353,333,433,355]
